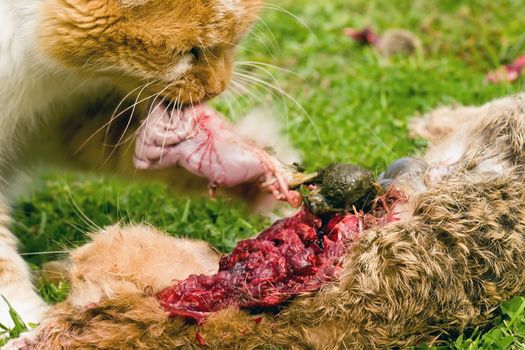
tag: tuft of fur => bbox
[22,93,525,349]
[66,225,220,308]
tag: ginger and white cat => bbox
[0,0,263,327]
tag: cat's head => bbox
[39,0,262,105]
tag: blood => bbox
[343,27,381,45]
[157,190,404,324]
[486,55,525,84]
[185,113,222,174]
[195,333,206,348]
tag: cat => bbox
[11,92,525,349]
[0,0,263,328]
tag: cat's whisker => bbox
[143,85,174,127]
[364,125,394,155]
[129,93,173,169]
[236,61,302,78]
[233,73,282,106]
[235,61,304,129]
[262,4,318,40]
[234,65,293,132]
[75,80,157,155]
[20,251,68,257]
[94,81,150,137]
[221,82,246,121]
[229,79,269,112]
[125,85,173,150]
[157,93,182,162]
[244,12,279,51]
[233,77,286,127]
[214,37,265,57]
[100,81,154,167]
[62,218,93,236]
[63,183,102,233]
[249,29,277,56]
[234,70,291,136]
[233,71,320,144]
[107,85,176,155]
[198,38,221,86]
[228,80,252,103]
[157,100,175,166]
[102,80,158,145]
[127,86,174,171]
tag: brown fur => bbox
[27,94,525,349]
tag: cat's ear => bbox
[119,0,150,7]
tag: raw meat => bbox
[157,190,403,324]
[134,103,302,206]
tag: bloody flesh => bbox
[158,191,404,324]
[343,27,381,45]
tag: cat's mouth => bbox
[144,99,205,127]
[135,99,206,167]
[149,99,193,114]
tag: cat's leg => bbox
[0,198,48,328]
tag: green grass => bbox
[4,0,525,348]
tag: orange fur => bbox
[66,225,220,308]
[39,0,262,104]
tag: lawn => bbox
[5,0,525,348]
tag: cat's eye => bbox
[189,47,201,60]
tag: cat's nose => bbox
[203,74,229,99]
[202,49,233,99]
[204,84,225,99]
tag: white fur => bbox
[166,55,193,81]
[219,0,240,12]
[0,2,107,167]
[0,241,48,328]
[215,0,241,23]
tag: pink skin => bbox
[134,103,301,207]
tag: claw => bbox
[208,182,217,198]
[288,172,319,189]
